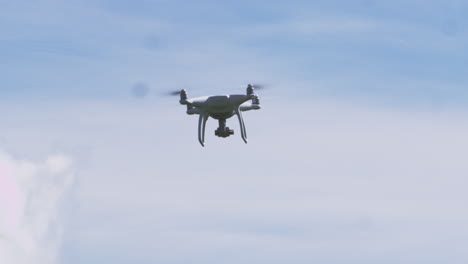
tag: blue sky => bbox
[1,1,468,264]
[2,0,468,104]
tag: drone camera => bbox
[215,127,234,138]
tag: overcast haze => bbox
[1,0,468,263]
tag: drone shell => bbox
[179,87,261,146]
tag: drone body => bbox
[178,84,261,146]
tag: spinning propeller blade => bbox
[243,83,267,90]
[131,82,150,98]
[166,90,184,96]
[250,83,266,90]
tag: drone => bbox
[172,84,262,146]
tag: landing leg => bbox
[198,113,209,146]
[235,108,248,144]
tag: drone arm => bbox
[240,104,261,112]
[235,107,247,144]
[186,106,200,115]
[198,112,209,147]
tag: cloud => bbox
[36,100,465,264]
[0,151,74,264]
[0,99,467,263]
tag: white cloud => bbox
[1,94,468,263]
[0,151,74,264]
[29,100,465,264]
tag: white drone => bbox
[173,84,262,146]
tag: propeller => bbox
[131,82,150,98]
[248,83,266,90]
[241,83,268,91]
[164,84,267,97]
[166,89,186,96]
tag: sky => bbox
[1,0,468,263]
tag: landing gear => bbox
[215,119,234,138]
